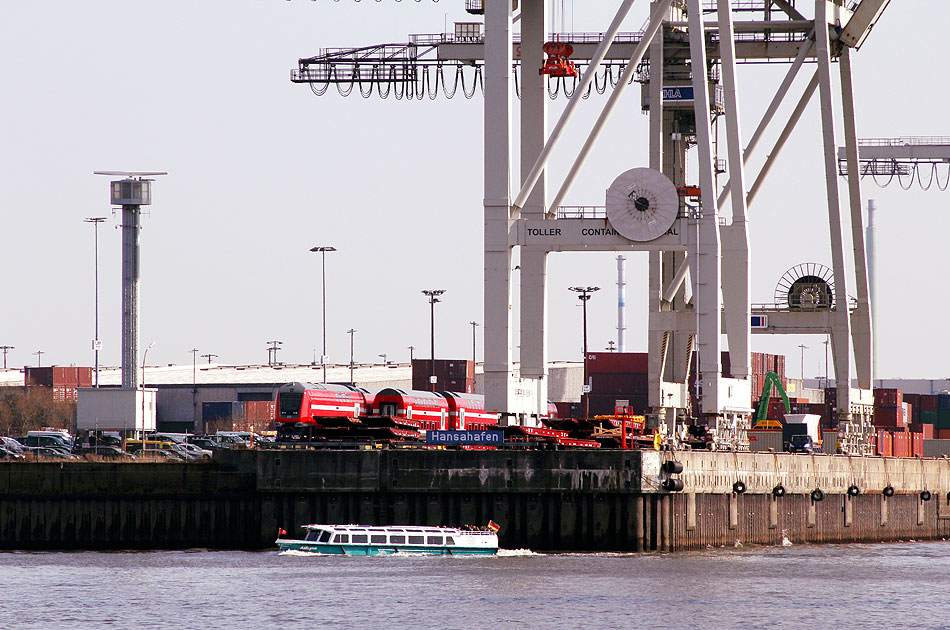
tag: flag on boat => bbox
[487,520,500,532]
[278,528,287,536]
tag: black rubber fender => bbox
[810,488,824,502]
[662,478,685,492]
[772,484,786,498]
[883,485,895,497]
[732,481,747,494]
[847,485,860,497]
[920,490,932,502]
[662,460,684,474]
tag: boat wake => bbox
[279,549,327,557]
[496,548,538,557]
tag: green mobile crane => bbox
[752,371,790,430]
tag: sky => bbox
[1,1,948,381]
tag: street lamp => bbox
[266,340,283,366]
[201,353,217,364]
[569,286,600,418]
[422,290,446,392]
[33,350,44,367]
[469,321,479,365]
[378,353,387,366]
[310,246,337,383]
[798,344,808,380]
[142,341,156,446]
[347,328,357,384]
[0,346,13,370]
[84,216,107,387]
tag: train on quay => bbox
[275,382,503,442]
[273,382,610,448]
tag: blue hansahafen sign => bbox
[426,430,504,445]
[662,86,694,101]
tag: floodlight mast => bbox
[94,170,166,389]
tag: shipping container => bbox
[244,401,276,423]
[903,393,921,415]
[589,372,648,395]
[921,410,938,425]
[876,430,892,457]
[748,429,783,452]
[912,432,924,457]
[442,378,475,394]
[411,359,474,387]
[938,429,950,440]
[909,423,935,439]
[874,388,903,408]
[920,395,938,412]
[202,401,245,422]
[938,393,950,412]
[585,352,648,374]
[938,409,950,429]
[873,407,905,427]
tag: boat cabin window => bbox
[371,535,387,544]
[408,535,424,544]
[445,537,455,545]
[390,535,406,544]
[352,534,368,543]
[319,530,332,543]
[305,530,321,541]
[333,534,349,544]
[426,536,443,545]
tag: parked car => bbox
[0,436,26,455]
[786,434,817,454]
[131,449,185,461]
[24,446,80,460]
[176,442,213,459]
[0,446,25,460]
[187,436,228,451]
[76,446,132,460]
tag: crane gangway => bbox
[292,17,815,99]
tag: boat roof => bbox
[301,524,460,534]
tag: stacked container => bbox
[937,393,950,433]
[585,352,649,417]
[873,388,905,429]
[411,359,475,393]
[25,366,93,402]
[241,401,276,432]
[876,430,893,457]
[202,401,245,433]
[919,394,938,426]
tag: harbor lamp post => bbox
[310,246,337,383]
[142,341,156,447]
[798,344,808,380]
[84,216,108,387]
[469,321,479,366]
[569,286,600,419]
[347,328,357,384]
[0,346,13,369]
[422,290,445,392]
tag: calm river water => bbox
[2,542,948,629]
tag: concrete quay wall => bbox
[1,450,948,551]
[0,462,259,550]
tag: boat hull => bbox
[276,540,497,556]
